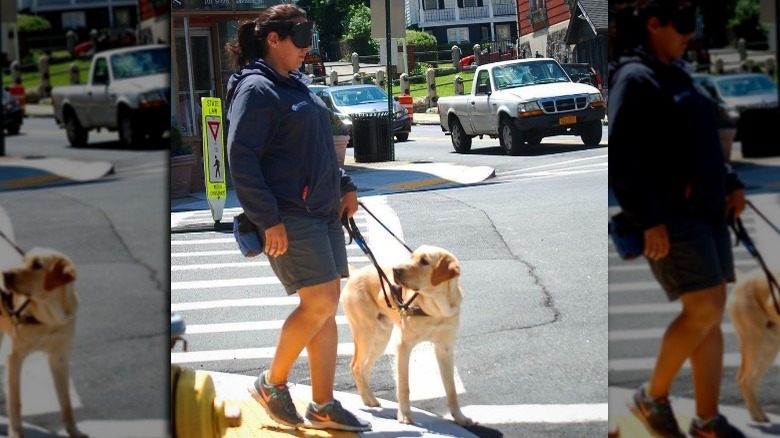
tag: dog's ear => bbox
[44,258,77,291]
[431,254,460,286]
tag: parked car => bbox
[692,73,778,123]
[74,28,138,56]
[560,63,603,92]
[2,89,23,136]
[314,84,411,142]
[52,44,170,147]
[307,84,329,95]
[437,58,605,155]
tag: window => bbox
[424,0,438,10]
[447,28,469,43]
[530,0,545,10]
[61,11,86,29]
[464,0,477,6]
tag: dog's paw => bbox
[361,395,380,407]
[397,411,415,424]
[750,412,770,423]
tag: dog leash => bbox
[341,210,427,317]
[357,201,414,253]
[747,200,780,236]
[0,229,32,322]
[729,216,780,316]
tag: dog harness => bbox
[0,229,34,325]
[342,204,428,317]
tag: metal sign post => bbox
[201,97,227,225]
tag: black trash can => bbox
[738,107,779,158]
[351,112,394,163]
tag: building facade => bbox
[518,0,607,89]
[406,0,517,48]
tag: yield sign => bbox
[207,120,221,141]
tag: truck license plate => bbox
[559,115,577,125]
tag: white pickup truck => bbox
[52,44,170,147]
[437,58,605,155]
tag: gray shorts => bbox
[267,213,348,295]
[647,216,734,301]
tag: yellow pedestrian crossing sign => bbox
[201,97,227,222]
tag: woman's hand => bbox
[643,224,670,261]
[264,222,288,257]
[726,188,746,220]
[341,190,359,219]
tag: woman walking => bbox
[224,4,369,432]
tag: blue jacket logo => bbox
[292,101,309,111]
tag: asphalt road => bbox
[171,124,609,437]
[1,116,169,436]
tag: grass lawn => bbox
[2,56,92,89]
[391,71,475,99]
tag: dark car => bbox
[560,63,603,92]
[2,89,23,136]
[315,84,412,142]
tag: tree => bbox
[345,4,378,56]
[728,0,768,49]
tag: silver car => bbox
[315,84,412,142]
[692,72,778,123]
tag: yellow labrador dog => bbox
[341,245,474,426]
[727,268,780,423]
[1,248,86,438]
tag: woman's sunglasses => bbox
[271,21,316,49]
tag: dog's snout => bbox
[392,267,403,279]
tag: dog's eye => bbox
[419,257,429,266]
[32,260,43,270]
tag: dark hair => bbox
[608,0,695,60]
[224,4,307,68]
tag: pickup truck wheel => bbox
[499,118,522,156]
[65,113,88,148]
[580,120,603,147]
[449,118,472,153]
[118,113,138,147]
[395,133,409,142]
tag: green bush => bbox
[17,14,52,32]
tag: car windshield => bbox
[492,61,570,90]
[715,76,778,97]
[111,47,171,80]
[331,87,388,106]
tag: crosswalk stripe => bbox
[171,343,358,363]
[608,303,680,314]
[609,352,780,372]
[172,276,281,290]
[171,256,370,271]
[609,324,735,341]
[456,404,608,424]
[184,316,350,334]
[171,297,299,311]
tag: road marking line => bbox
[172,276,280,290]
[609,303,680,314]
[609,352,780,372]
[171,297,299,311]
[171,343,357,364]
[608,281,660,293]
[454,403,608,424]
[500,154,607,175]
[184,316,351,333]
[610,324,735,341]
[171,256,370,271]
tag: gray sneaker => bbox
[247,371,304,427]
[305,399,372,432]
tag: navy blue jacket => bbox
[226,59,357,229]
[608,47,742,229]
